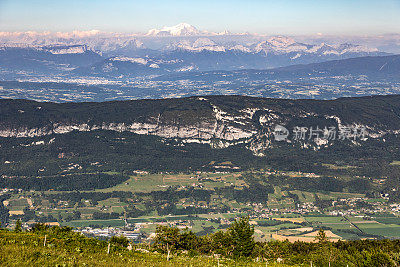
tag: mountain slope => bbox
[274,54,400,79]
[0,45,103,74]
[2,95,400,178]
[157,54,400,83]
[2,94,400,141]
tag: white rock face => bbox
[0,120,256,141]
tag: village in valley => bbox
[3,167,400,243]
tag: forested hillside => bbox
[2,95,400,191]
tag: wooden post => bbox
[107,242,111,254]
[43,235,47,247]
[167,243,170,261]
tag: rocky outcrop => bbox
[1,95,400,155]
[0,120,257,141]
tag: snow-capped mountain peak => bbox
[267,36,296,47]
[335,43,378,53]
[218,30,232,35]
[193,38,216,48]
[254,36,302,54]
[43,44,90,54]
[164,38,226,52]
[146,23,202,36]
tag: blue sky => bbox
[0,0,399,35]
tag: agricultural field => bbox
[99,173,240,193]
[3,170,400,242]
[63,219,126,228]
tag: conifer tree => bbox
[315,228,328,244]
[14,219,22,232]
[228,216,255,258]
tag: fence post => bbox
[167,243,170,261]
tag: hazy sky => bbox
[1,0,399,35]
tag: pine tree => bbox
[14,219,22,232]
[315,228,328,244]
[228,216,255,258]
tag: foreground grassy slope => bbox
[0,230,283,267]
[2,221,400,267]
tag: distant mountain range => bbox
[0,38,387,78]
[0,46,399,102]
[0,23,399,102]
[273,54,400,78]
[161,54,400,81]
[0,45,102,74]
[0,23,389,73]
[76,52,400,82]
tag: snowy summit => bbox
[146,23,202,36]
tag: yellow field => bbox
[303,230,341,239]
[272,230,342,243]
[292,227,313,232]
[272,234,316,242]
[9,210,24,215]
[273,217,305,223]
